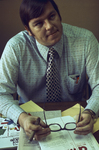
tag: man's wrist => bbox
[18,112,28,127]
[82,109,96,119]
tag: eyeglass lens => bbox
[49,122,76,132]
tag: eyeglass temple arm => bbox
[43,110,48,125]
[78,104,81,123]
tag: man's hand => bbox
[74,112,94,135]
[18,112,51,141]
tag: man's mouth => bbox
[47,30,58,37]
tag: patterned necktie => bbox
[46,48,62,102]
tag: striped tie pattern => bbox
[46,48,61,102]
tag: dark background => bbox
[0,0,99,57]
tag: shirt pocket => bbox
[67,74,81,94]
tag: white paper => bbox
[18,112,99,150]
[39,116,99,150]
[29,110,61,121]
[18,127,41,150]
[17,110,61,150]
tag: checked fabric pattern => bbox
[46,48,62,102]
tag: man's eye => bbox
[50,14,55,20]
[35,22,42,27]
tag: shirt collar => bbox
[36,34,63,61]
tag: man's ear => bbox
[25,26,32,36]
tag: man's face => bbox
[27,1,62,47]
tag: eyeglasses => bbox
[43,103,81,132]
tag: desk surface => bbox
[3,101,99,150]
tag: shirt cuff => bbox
[85,99,99,117]
[7,103,25,125]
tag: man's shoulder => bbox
[62,23,93,38]
[8,30,35,46]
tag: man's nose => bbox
[44,20,53,30]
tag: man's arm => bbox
[85,33,99,116]
[75,32,99,135]
[0,40,24,124]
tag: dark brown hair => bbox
[19,0,61,29]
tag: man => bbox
[0,0,99,141]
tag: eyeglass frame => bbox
[43,103,81,132]
[48,122,76,132]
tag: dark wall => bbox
[54,0,99,41]
[0,0,23,57]
[0,0,99,57]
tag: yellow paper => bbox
[93,118,99,133]
[62,103,99,133]
[62,103,84,117]
[20,101,99,133]
[20,100,43,112]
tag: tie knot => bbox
[47,48,58,61]
[49,48,56,56]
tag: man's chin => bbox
[37,36,61,47]
[44,41,59,47]
[48,37,61,46]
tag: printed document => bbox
[17,110,61,150]
[18,114,99,150]
[39,116,99,150]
